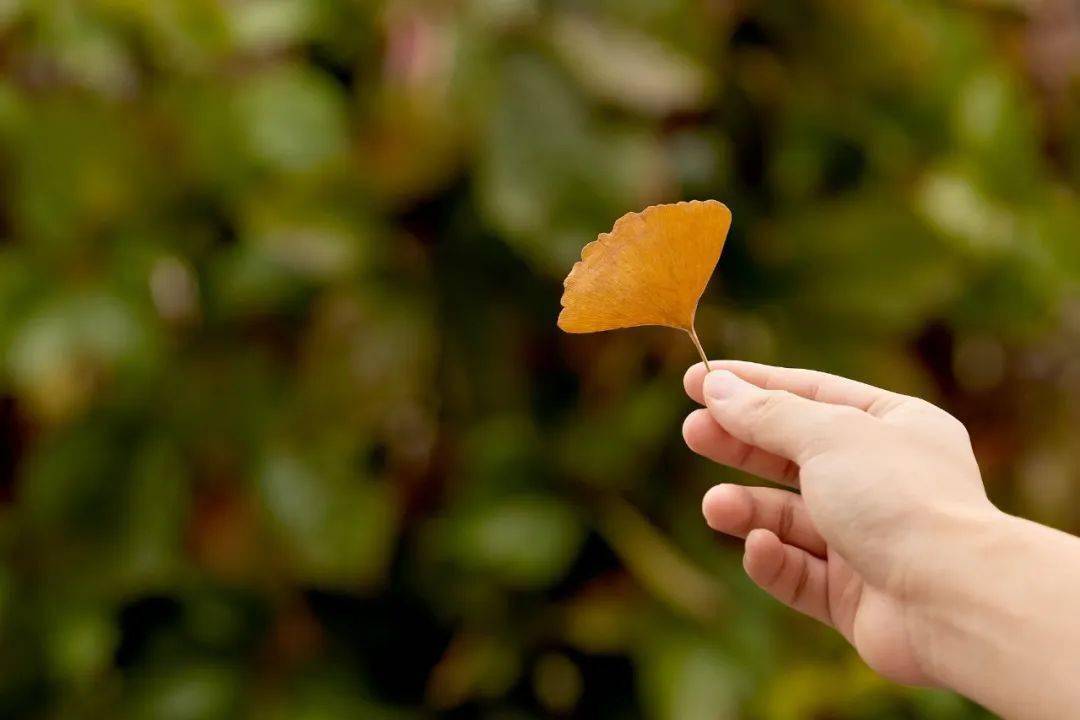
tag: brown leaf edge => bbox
[558,200,727,370]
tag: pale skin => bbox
[683,360,1080,720]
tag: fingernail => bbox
[704,370,740,401]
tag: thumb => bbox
[702,370,870,464]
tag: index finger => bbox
[684,360,904,417]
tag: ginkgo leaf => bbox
[557,200,731,364]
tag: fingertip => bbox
[684,361,707,379]
[681,408,713,451]
[742,528,782,578]
[746,527,778,551]
[681,410,698,443]
[703,369,743,404]
[683,363,708,403]
[701,483,751,531]
[702,482,737,511]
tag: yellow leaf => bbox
[557,200,731,362]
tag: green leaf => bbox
[236,65,348,173]
[441,495,585,589]
[549,11,712,115]
[637,630,740,720]
[258,450,399,588]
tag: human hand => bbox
[683,361,1000,686]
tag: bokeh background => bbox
[0,0,1078,717]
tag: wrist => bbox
[899,507,1080,717]
[898,503,1014,686]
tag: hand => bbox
[682,361,999,686]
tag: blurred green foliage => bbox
[0,0,1077,717]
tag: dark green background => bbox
[0,0,1077,717]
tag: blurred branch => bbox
[597,497,726,623]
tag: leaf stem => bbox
[688,324,711,371]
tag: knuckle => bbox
[745,390,794,424]
[778,458,800,486]
[896,398,972,444]
[741,391,798,449]
[738,495,758,536]
[899,397,948,423]
[733,441,756,470]
[906,397,943,419]
[940,413,971,443]
[766,549,787,586]
[789,556,812,605]
[776,497,796,540]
